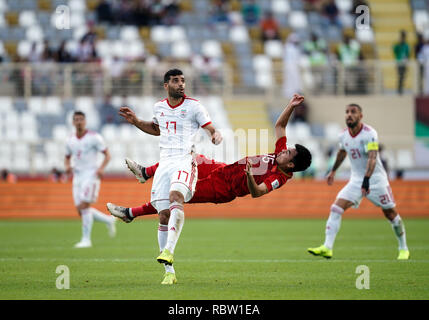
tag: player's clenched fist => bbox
[211,130,223,145]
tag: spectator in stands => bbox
[163,0,181,25]
[55,40,73,63]
[393,30,410,95]
[419,37,429,96]
[260,11,280,42]
[96,0,114,24]
[283,33,303,98]
[41,40,54,62]
[28,42,41,63]
[191,53,222,94]
[114,0,135,25]
[210,0,230,25]
[415,32,425,95]
[134,0,152,26]
[336,34,366,94]
[150,0,166,25]
[303,33,328,66]
[351,0,369,13]
[241,0,261,26]
[337,34,362,66]
[1,169,16,183]
[98,94,122,125]
[321,0,341,28]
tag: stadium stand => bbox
[0,0,427,179]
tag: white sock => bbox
[80,208,93,242]
[165,202,185,254]
[91,207,114,225]
[323,204,344,250]
[158,223,175,274]
[390,215,408,250]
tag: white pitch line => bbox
[0,257,428,263]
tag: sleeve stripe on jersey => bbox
[201,121,212,128]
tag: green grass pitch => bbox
[1,218,428,300]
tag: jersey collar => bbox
[166,94,186,109]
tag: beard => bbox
[169,87,184,99]
[346,119,358,128]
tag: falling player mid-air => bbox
[307,103,410,260]
[65,111,116,248]
[107,94,312,223]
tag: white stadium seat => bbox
[356,28,374,43]
[52,125,69,142]
[26,25,44,42]
[272,0,291,14]
[169,25,187,42]
[120,26,140,41]
[289,11,308,29]
[201,40,223,58]
[171,41,191,59]
[229,25,249,43]
[19,10,37,28]
[0,97,12,113]
[68,0,86,12]
[264,40,283,58]
[253,54,272,71]
[335,0,353,13]
[151,25,169,43]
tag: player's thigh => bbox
[151,162,172,205]
[366,184,396,210]
[170,158,198,203]
[78,178,101,204]
[336,180,363,209]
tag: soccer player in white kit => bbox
[65,111,116,248]
[115,69,222,284]
[308,104,410,260]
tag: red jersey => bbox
[190,136,293,204]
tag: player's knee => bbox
[382,208,397,221]
[169,191,184,204]
[159,209,170,224]
[331,204,345,215]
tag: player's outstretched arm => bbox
[327,149,347,185]
[274,94,305,140]
[119,106,160,136]
[245,159,268,198]
[203,123,223,145]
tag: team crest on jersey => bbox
[180,109,187,119]
[271,179,280,190]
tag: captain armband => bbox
[365,141,379,152]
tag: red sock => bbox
[145,163,159,178]
[131,202,157,217]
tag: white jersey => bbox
[338,123,388,185]
[65,130,107,177]
[152,95,211,160]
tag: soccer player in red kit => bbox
[107,94,312,222]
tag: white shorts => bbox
[72,175,101,206]
[337,179,396,210]
[150,154,198,212]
